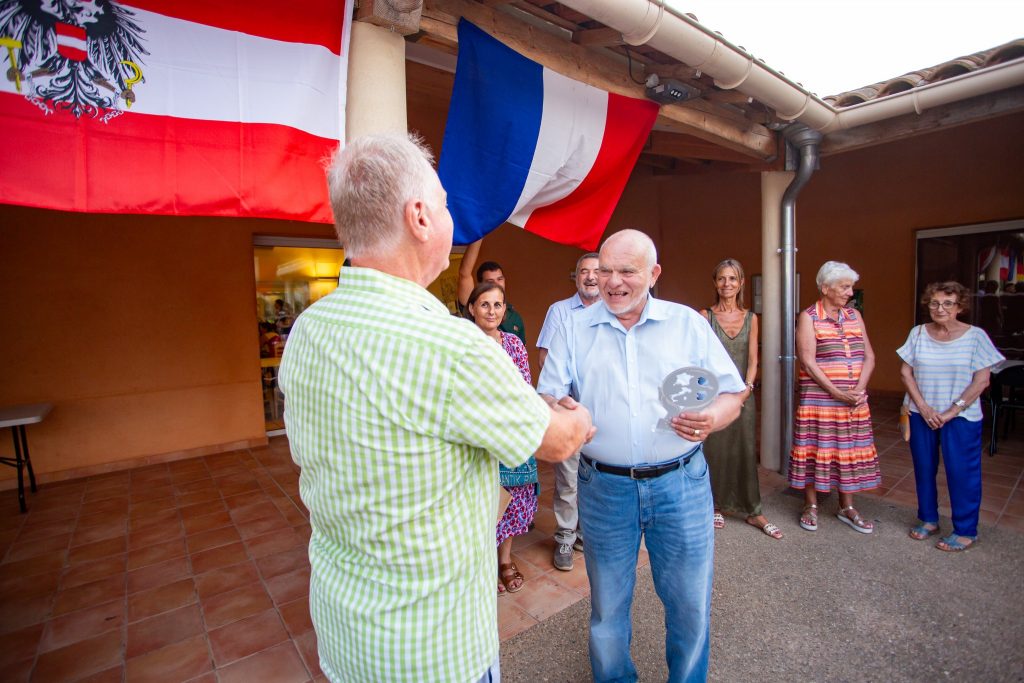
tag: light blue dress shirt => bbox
[537,296,744,467]
[536,292,586,350]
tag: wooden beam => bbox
[822,86,1024,156]
[421,0,777,161]
[647,130,764,164]
[573,27,622,47]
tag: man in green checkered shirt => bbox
[279,133,594,683]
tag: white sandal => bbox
[836,506,873,534]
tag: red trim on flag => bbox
[123,1,346,55]
[55,22,86,40]
[522,95,659,250]
[0,93,335,223]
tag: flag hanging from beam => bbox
[0,0,353,223]
[438,19,659,251]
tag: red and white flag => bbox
[0,0,352,223]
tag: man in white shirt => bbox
[536,252,599,570]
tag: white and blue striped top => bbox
[897,325,1004,422]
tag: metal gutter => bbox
[556,0,1024,133]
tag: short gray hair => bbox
[602,229,657,268]
[816,260,859,288]
[327,133,436,259]
[575,252,599,273]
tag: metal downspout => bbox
[780,124,822,475]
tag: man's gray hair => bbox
[602,229,657,268]
[327,133,436,259]
[816,260,860,288]
[575,252,599,273]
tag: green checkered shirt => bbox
[279,267,549,683]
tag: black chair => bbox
[989,364,1024,455]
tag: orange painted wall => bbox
[0,206,335,483]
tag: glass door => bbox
[254,238,345,434]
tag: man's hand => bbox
[536,394,596,461]
[671,410,714,443]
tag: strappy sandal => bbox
[799,504,818,532]
[713,512,726,529]
[908,522,940,540]
[836,506,874,534]
[936,534,977,552]
[499,562,525,593]
[747,517,783,540]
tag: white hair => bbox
[326,133,436,259]
[602,229,657,268]
[816,260,859,288]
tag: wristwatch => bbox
[953,399,968,410]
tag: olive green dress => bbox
[705,309,761,516]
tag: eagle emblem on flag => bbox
[0,0,148,118]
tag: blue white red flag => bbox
[438,19,659,250]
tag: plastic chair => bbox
[989,365,1024,455]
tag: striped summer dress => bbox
[789,301,880,493]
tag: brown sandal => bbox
[499,562,525,593]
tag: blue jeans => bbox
[908,413,983,537]
[577,450,714,683]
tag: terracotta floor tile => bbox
[0,548,66,581]
[177,489,222,508]
[53,574,125,616]
[127,538,187,571]
[215,641,310,683]
[277,598,314,637]
[130,484,174,501]
[17,518,77,542]
[173,478,216,495]
[293,629,322,678]
[128,555,192,595]
[6,533,71,562]
[31,629,123,683]
[80,496,130,516]
[76,664,124,683]
[228,501,280,524]
[265,566,310,605]
[39,598,125,653]
[498,599,540,642]
[256,547,308,580]
[60,555,127,590]
[189,541,249,575]
[505,572,584,621]
[124,634,213,683]
[186,526,241,554]
[183,510,233,536]
[129,497,178,519]
[0,568,62,600]
[128,577,196,622]
[178,499,227,521]
[0,591,54,634]
[68,537,126,565]
[0,623,44,667]
[543,556,592,595]
[222,491,270,512]
[236,513,290,540]
[201,583,274,629]
[128,508,179,532]
[128,520,185,550]
[4,657,32,683]
[70,520,128,548]
[511,536,559,572]
[208,608,289,666]
[245,527,303,559]
[126,603,204,659]
[194,561,259,600]
[76,510,128,531]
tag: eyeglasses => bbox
[928,300,958,310]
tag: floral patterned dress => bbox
[496,331,539,545]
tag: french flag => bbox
[439,20,659,251]
[0,1,352,224]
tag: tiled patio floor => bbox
[2,396,1022,682]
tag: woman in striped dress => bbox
[898,282,1003,551]
[791,261,880,533]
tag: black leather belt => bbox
[581,451,696,480]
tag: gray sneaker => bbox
[572,537,584,552]
[553,542,574,571]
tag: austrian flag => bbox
[0,0,353,223]
[438,19,660,250]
